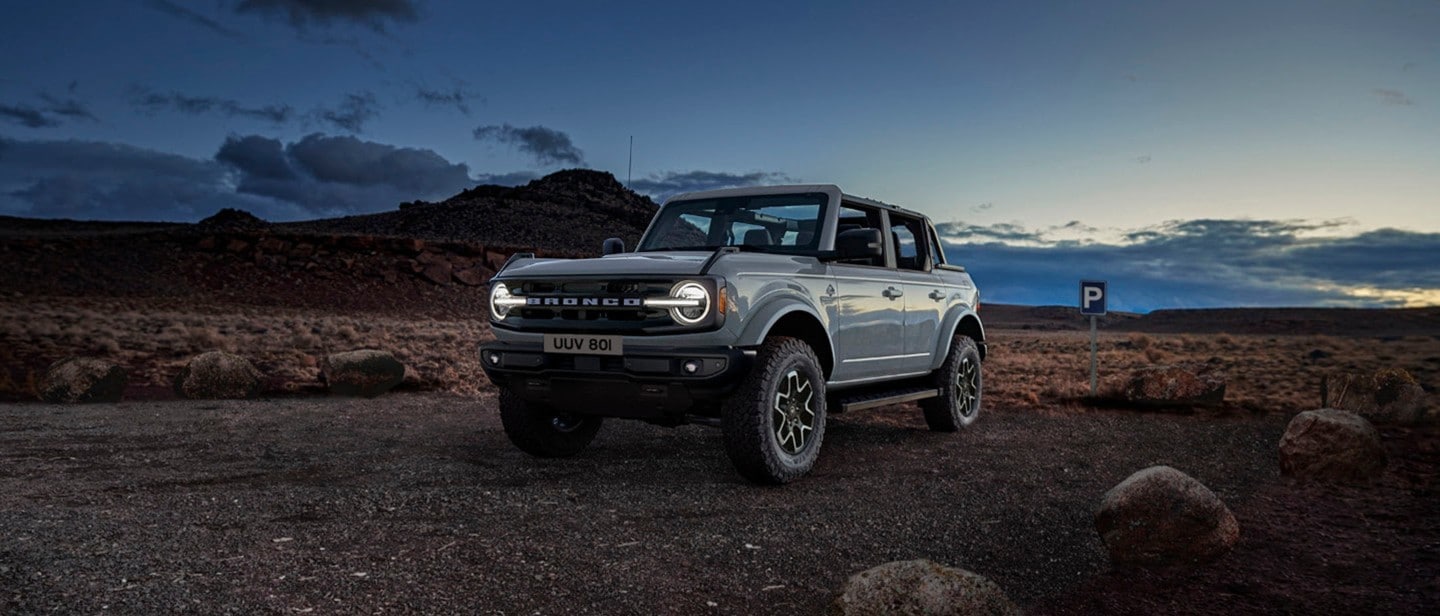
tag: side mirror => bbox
[602,237,625,255]
[835,228,883,260]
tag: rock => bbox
[1279,409,1387,482]
[196,236,217,250]
[197,208,267,230]
[421,260,453,285]
[1323,369,1426,423]
[289,243,315,259]
[256,236,289,254]
[828,559,1020,616]
[454,267,488,286]
[174,351,263,399]
[1094,465,1239,566]
[1117,365,1225,407]
[38,357,127,403]
[485,250,509,271]
[322,350,405,397]
[225,238,250,253]
[398,238,426,254]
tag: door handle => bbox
[929,290,945,302]
[882,287,904,299]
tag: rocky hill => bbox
[279,169,657,254]
[0,169,654,315]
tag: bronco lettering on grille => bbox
[526,297,645,307]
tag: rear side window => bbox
[887,213,929,271]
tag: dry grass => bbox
[0,297,493,399]
[2,297,1435,420]
[985,330,1439,418]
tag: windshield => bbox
[637,192,829,253]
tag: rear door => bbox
[886,211,946,373]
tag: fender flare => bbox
[735,297,834,374]
[930,307,986,370]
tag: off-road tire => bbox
[499,388,603,457]
[721,336,827,485]
[920,336,983,431]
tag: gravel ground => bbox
[1,395,1432,614]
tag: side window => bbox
[927,224,946,266]
[888,213,928,271]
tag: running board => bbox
[837,387,940,413]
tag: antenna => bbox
[627,135,633,189]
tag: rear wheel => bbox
[499,388,603,457]
[722,337,827,484]
[920,336,983,431]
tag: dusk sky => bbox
[2,0,1437,310]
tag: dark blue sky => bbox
[1,0,1437,309]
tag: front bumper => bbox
[479,341,754,420]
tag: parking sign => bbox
[1080,280,1107,316]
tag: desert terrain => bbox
[1,171,1437,614]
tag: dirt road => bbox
[1,395,1434,614]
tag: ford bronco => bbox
[480,185,986,484]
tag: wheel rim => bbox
[772,369,816,455]
[955,357,979,418]
[550,413,584,433]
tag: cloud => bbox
[1373,88,1415,106]
[312,91,378,133]
[37,92,97,121]
[472,123,585,166]
[235,0,420,32]
[0,86,99,128]
[0,133,519,222]
[414,83,483,116]
[939,219,1440,310]
[146,0,244,39]
[217,132,477,215]
[935,222,1046,244]
[214,135,295,180]
[473,171,538,186]
[0,104,59,128]
[629,170,796,200]
[132,88,295,124]
[0,136,296,221]
[1134,154,1152,164]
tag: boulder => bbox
[323,350,405,397]
[453,267,488,286]
[1094,465,1239,566]
[421,260,453,285]
[1279,409,1387,482]
[256,236,289,254]
[828,559,1020,616]
[38,357,127,403]
[1323,369,1426,423]
[1117,365,1225,407]
[174,351,262,399]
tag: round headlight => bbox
[670,281,710,324]
[490,282,515,321]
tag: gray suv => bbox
[480,185,986,484]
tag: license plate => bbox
[543,334,623,356]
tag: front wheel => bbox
[920,336,983,431]
[721,337,827,485]
[498,388,603,457]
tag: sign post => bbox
[1079,280,1108,396]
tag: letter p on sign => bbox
[1080,280,1107,316]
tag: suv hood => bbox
[498,252,714,279]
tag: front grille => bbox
[507,278,676,330]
